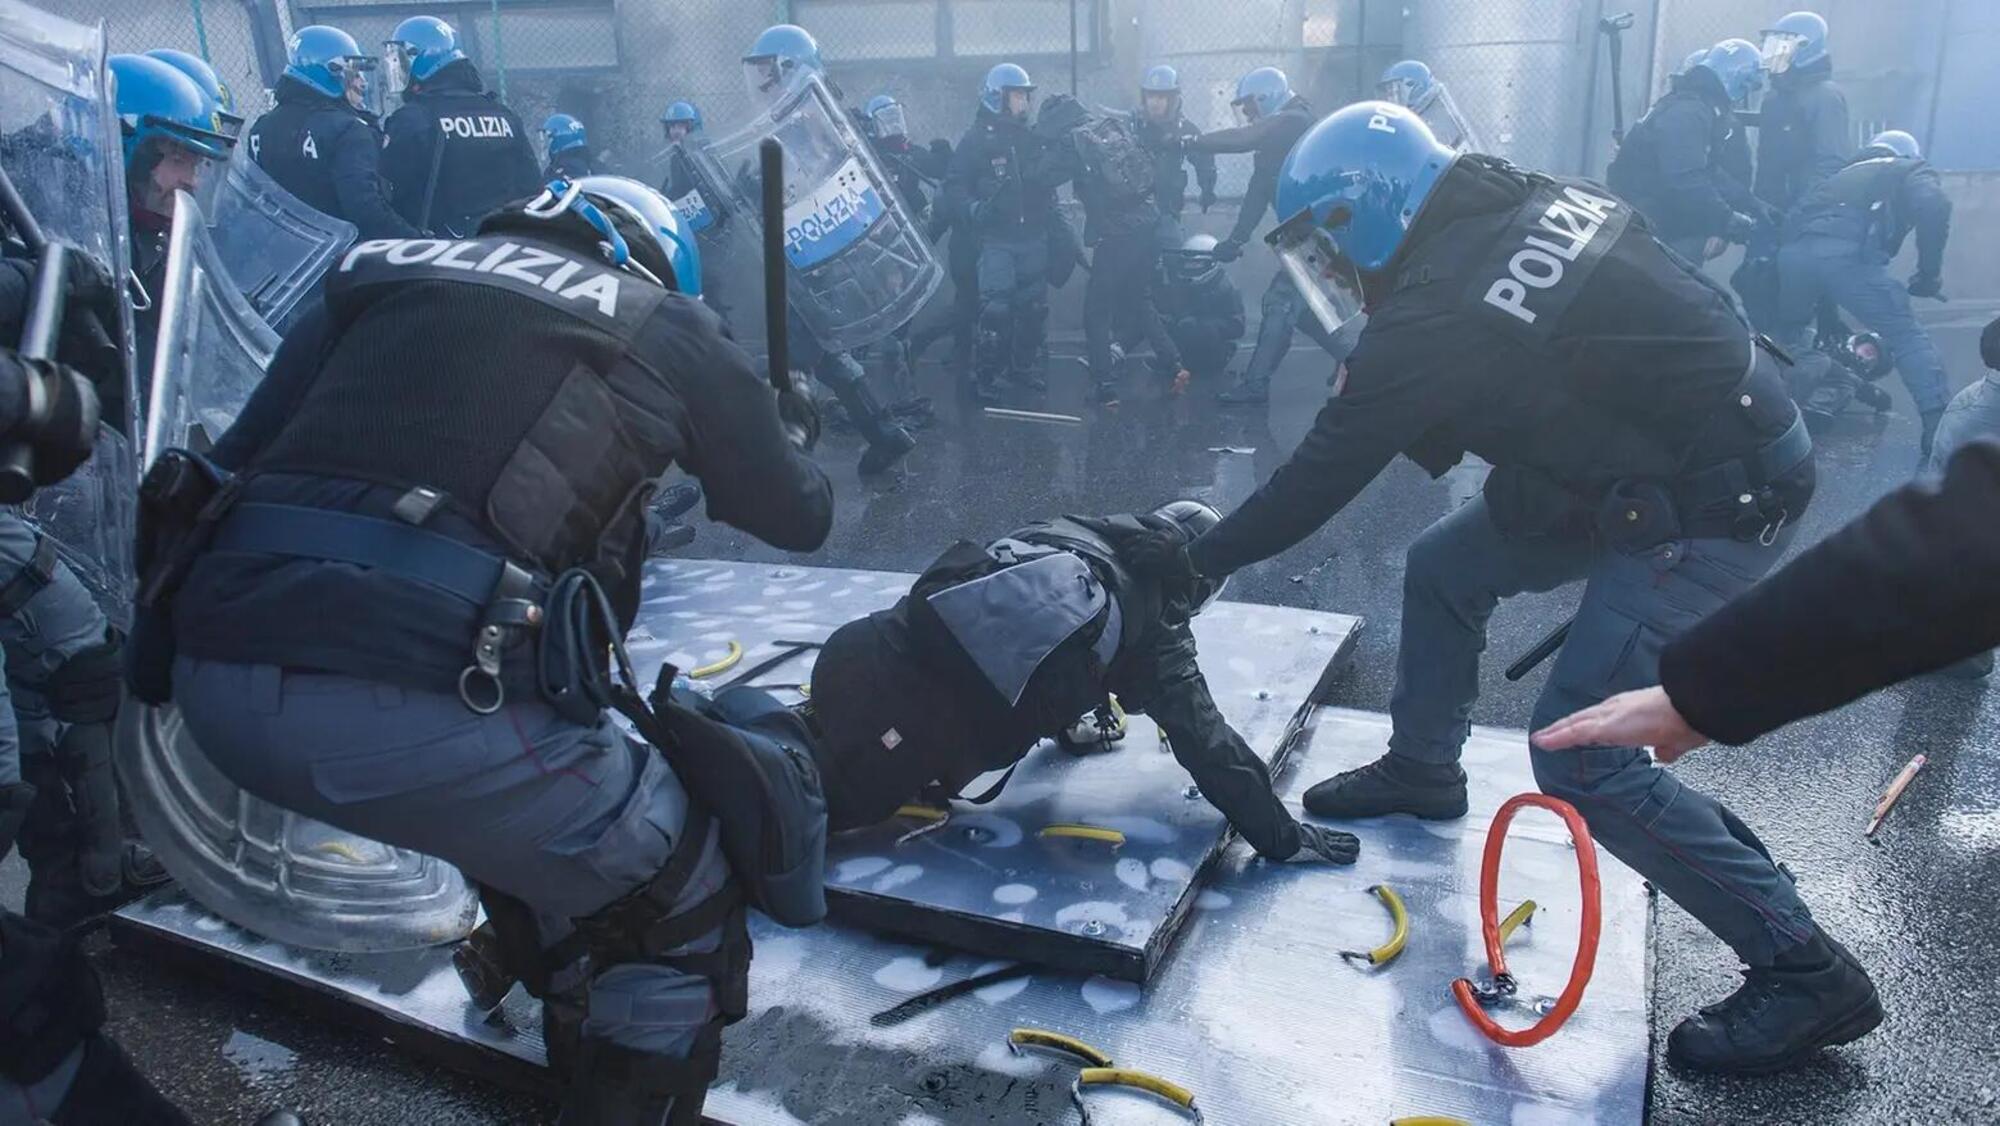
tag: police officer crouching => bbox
[247,26,418,239]
[1123,103,1880,1075]
[380,16,542,236]
[130,178,835,1121]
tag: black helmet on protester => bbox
[1149,499,1227,616]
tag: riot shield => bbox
[1416,83,1485,154]
[665,140,731,237]
[0,0,140,621]
[145,191,278,463]
[122,192,479,952]
[209,145,356,333]
[706,75,941,352]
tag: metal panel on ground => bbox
[628,559,1361,980]
[114,706,1649,1124]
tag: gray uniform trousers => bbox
[1385,495,1819,966]
[173,656,732,1066]
[0,512,109,788]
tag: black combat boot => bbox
[832,379,917,476]
[1667,933,1883,1074]
[1214,374,1269,406]
[1302,752,1469,820]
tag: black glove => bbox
[1724,211,1757,242]
[0,350,101,490]
[1212,237,1243,263]
[1907,272,1943,299]
[777,372,821,452]
[1284,821,1360,865]
[1198,187,1217,213]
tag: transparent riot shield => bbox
[706,75,941,352]
[208,145,356,333]
[145,191,279,463]
[1416,83,1485,154]
[665,140,731,237]
[0,0,140,622]
[121,192,479,952]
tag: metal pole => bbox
[188,0,214,65]
[1069,0,1078,95]
[1921,0,1954,163]
[1355,0,1368,101]
[489,0,507,101]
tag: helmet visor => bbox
[1270,210,1367,338]
[1231,94,1262,124]
[1759,31,1804,75]
[132,133,229,218]
[1376,77,1414,106]
[1142,90,1177,121]
[745,57,788,102]
[871,102,908,139]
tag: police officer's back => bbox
[379,17,541,236]
[247,26,417,239]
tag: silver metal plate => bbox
[115,707,1648,1124]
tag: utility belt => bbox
[1597,339,1813,550]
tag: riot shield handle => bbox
[0,242,71,501]
[759,138,789,394]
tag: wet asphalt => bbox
[4,301,1997,1125]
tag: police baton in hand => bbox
[759,138,790,394]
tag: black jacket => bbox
[1662,440,2000,745]
[1606,68,1761,241]
[1754,59,1850,212]
[1135,110,1216,220]
[1190,97,1315,246]
[1157,266,1246,343]
[544,147,594,180]
[380,60,542,235]
[1788,154,1951,278]
[865,134,932,219]
[247,78,419,239]
[1188,155,1808,578]
[174,226,831,697]
[808,518,1299,859]
[943,107,1075,239]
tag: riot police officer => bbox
[656,99,734,330]
[1755,11,1849,213]
[804,501,1358,868]
[856,92,942,419]
[1777,129,1954,453]
[1377,59,1483,153]
[379,16,541,236]
[246,26,418,240]
[1121,103,1878,1076]
[1132,65,1216,247]
[736,26,918,475]
[945,63,1076,401]
[113,54,235,377]
[138,178,833,1121]
[541,112,595,179]
[1187,67,1338,405]
[1607,39,1769,264]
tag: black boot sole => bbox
[1301,780,1469,821]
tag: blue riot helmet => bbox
[1376,60,1437,110]
[1863,129,1919,160]
[1231,67,1292,124]
[743,24,823,102]
[660,100,702,142]
[383,16,465,96]
[1680,47,1709,75]
[1140,64,1180,122]
[1760,11,1828,76]
[506,175,702,296]
[144,48,243,138]
[981,63,1035,119]
[542,113,587,156]
[1267,101,1455,336]
[865,93,907,141]
[285,25,375,107]
[110,53,236,220]
[1700,39,1767,105]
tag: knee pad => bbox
[46,633,123,726]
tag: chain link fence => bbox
[43,0,281,118]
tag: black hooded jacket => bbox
[247,77,419,239]
[1754,57,1850,212]
[1606,66,1761,241]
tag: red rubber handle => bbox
[1451,792,1602,1048]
